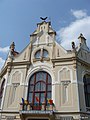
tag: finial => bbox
[80,33,83,37]
[78,33,86,40]
[72,41,75,49]
[40,17,48,21]
[78,33,86,46]
[8,41,19,59]
[10,42,15,51]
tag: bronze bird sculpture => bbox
[40,17,48,21]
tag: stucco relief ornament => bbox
[61,80,71,86]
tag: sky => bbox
[0,0,90,69]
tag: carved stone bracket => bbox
[12,83,20,87]
[6,116,16,120]
[61,80,71,86]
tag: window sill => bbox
[33,57,50,62]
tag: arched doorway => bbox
[27,71,52,110]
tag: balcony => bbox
[20,102,56,111]
[19,103,56,120]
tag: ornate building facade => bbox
[0,20,90,120]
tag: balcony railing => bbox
[20,103,56,111]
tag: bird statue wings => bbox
[40,17,48,21]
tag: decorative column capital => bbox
[61,80,71,86]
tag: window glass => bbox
[47,85,51,91]
[43,50,48,58]
[87,86,90,93]
[28,71,52,110]
[40,82,46,91]
[0,79,5,106]
[87,94,90,107]
[35,49,49,59]
[35,82,40,91]
[28,93,33,102]
[36,72,46,82]
[29,85,34,92]
[41,93,45,103]
[48,74,51,83]
[47,92,51,99]
[84,75,90,107]
[35,50,41,59]
[34,93,39,103]
[30,76,34,84]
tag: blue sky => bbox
[0,0,90,69]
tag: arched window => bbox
[35,49,49,59]
[35,50,41,59]
[27,71,52,110]
[83,74,90,107]
[0,78,5,106]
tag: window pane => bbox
[36,72,46,82]
[86,80,90,84]
[36,72,41,82]
[43,50,48,58]
[29,85,34,92]
[35,82,40,91]
[87,94,90,107]
[47,92,51,99]
[0,79,5,107]
[28,93,33,102]
[87,78,90,83]
[34,93,39,103]
[87,85,90,93]
[48,75,51,83]
[30,75,34,84]
[35,50,41,59]
[28,71,52,110]
[40,82,46,91]
[40,93,45,103]
[84,86,87,92]
[47,85,51,91]
[84,75,90,107]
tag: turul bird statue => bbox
[40,17,48,21]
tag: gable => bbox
[77,48,90,64]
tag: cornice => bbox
[51,56,90,67]
[0,61,31,77]
[51,57,77,63]
[54,111,90,115]
[7,61,31,66]
[77,57,90,67]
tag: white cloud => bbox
[57,10,90,50]
[0,46,9,70]
[0,57,5,70]
[71,9,87,19]
[0,46,9,53]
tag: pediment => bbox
[77,48,90,64]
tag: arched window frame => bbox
[83,74,90,108]
[27,71,52,110]
[0,78,5,106]
[34,49,49,61]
